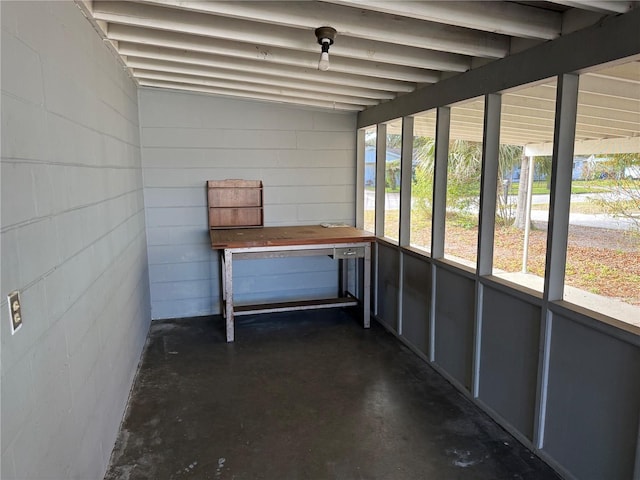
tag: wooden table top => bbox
[210,225,375,249]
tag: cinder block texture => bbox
[1,2,150,479]
[139,89,357,319]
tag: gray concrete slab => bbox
[104,310,560,480]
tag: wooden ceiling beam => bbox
[107,24,457,81]
[117,42,418,92]
[126,57,396,100]
[134,70,379,106]
[138,80,365,111]
[325,0,562,40]
[91,1,476,70]
[137,0,509,57]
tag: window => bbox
[491,79,557,292]
[563,60,640,324]
[410,110,436,253]
[384,119,402,241]
[363,126,376,233]
[444,97,485,267]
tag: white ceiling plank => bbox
[574,122,639,138]
[499,114,555,130]
[575,106,640,126]
[92,1,476,69]
[501,100,556,117]
[525,136,640,156]
[137,0,509,57]
[577,91,640,115]
[506,94,640,123]
[107,24,460,81]
[578,74,640,100]
[507,84,640,113]
[324,0,562,40]
[501,112,639,138]
[117,42,418,92]
[499,132,555,145]
[80,0,636,123]
[134,69,379,106]
[593,60,640,80]
[499,119,555,132]
[576,115,640,135]
[126,56,396,100]
[589,71,640,87]
[95,19,109,37]
[138,80,365,111]
[549,1,634,14]
[560,7,608,35]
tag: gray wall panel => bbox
[433,267,475,389]
[544,314,640,480]
[479,286,541,440]
[139,88,357,319]
[401,253,431,356]
[0,3,150,479]
[376,243,400,332]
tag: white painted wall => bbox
[139,88,357,319]
[1,2,150,479]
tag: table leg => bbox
[363,243,371,328]
[224,248,234,342]
[220,252,226,318]
[338,259,348,297]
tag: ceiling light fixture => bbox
[315,26,337,72]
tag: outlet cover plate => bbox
[7,291,22,335]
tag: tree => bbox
[411,136,436,215]
[591,153,640,231]
[497,144,524,226]
[514,155,531,229]
[364,129,376,147]
[386,132,402,150]
[445,140,483,217]
[514,155,551,229]
[412,138,524,226]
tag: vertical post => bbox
[224,248,234,342]
[398,116,414,338]
[429,266,437,362]
[544,73,579,303]
[476,93,501,277]
[473,93,501,398]
[431,107,450,259]
[399,116,414,247]
[375,123,387,237]
[522,156,536,273]
[363,243,371,328]
[534,73,580,449]
[429,106,450,362]
[633,413,640,480]
[356,129,365,230]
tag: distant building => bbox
[364,146,401,187]
[624,165,640,179]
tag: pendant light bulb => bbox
[318,41,330,71]
[314,27,336,73]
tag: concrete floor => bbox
[104,309,560,480]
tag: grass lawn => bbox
[508,179,624,195]
[366,209,640,306]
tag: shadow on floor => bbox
[104,309,560,480]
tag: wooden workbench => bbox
[210,225,375,342]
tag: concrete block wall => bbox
[139,89,357,319]
[1,2,150,479]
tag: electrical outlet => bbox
[7,291,22,335]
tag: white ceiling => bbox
[77,1,639,148]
